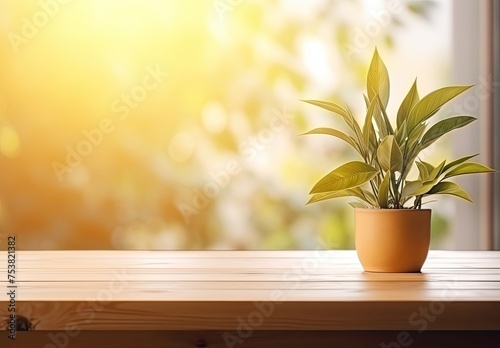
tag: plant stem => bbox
[391,172,400,208]
[369,180,378,199]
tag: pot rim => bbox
[354,208,431,212]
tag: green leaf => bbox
[402,181,422,197]
[405,122,427,160]
[416,161,429,181]
[377,171,391,208]
[444,162,497,179]
[301,100,350,121]
[442,154,478,172]
[368,126,378,154]
[402,180,437,197]
[427,160,446,181]
[307,187,375,205]
[363,94,370,109]
[307,190,356,204]
[421,161,435,174]
[420,116,476,149]
[407,122,427,147]
[407,85,473,131]
[377,135,403,172]
[363,95,379,149]
[395,120,408,146]
[397,79,419,128]
[310,161,378,194]
[372,102,388,138]
[426,181,473,202]
[344,104,366,154]
[377,95,394,135]
[301,100,355,133]
[302,99,366,155]
[301,128,360,154]
[301,100,360,134]
[367,48,390,109]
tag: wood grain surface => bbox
[0,250,499,346]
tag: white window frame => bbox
[452,0,497,250]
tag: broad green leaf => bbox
[407,85,473,131]
[307,190,356,204]
[442,154,478,172]
[415,180,439,196]
[397,79,419,128]
[310,161,378,194]
[426,181,473,202]
[444,162,496,179]
[377,171,391,208]
[301,100,355,133]
[363,95,379,149]
[367,48,390,109]
[405,122,427,161]
[407,122,427,149]
[427,160,446,181]
[402,180,437,197]
[420,116,476,149]
[301,100,350,121]
[307,187,375,205]
[395,120,408,146]
[416,161,429,181]
[349,201,370,209]
[421,161,435,173]
[371,169,382,187]
[402,181,422,197]
[301,128,360,154]
[377,135,403,172]
[302,100,365,154]
[398,154,418,190]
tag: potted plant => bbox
[302,48,496,273]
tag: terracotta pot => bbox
[354,208,431,273]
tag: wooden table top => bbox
[1,250,499,331]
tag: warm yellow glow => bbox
[0,126,20,158]
[1,0,221,128]
[0,1,455,250]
